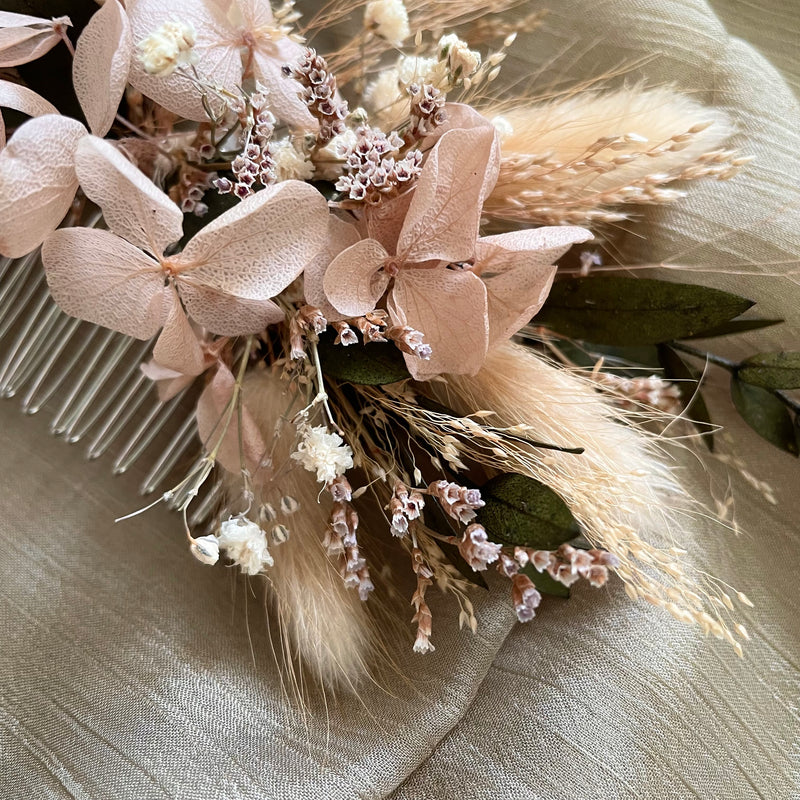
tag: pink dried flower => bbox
[335,126,422,203]
[385,324,432,360]
[387,481,425,536]
[323,105,592,379]
[332,320,358,346]
[283,48,348,144]
[458,523,502,571]
[0,10,72,68]
[428,480,484,524]
[407,82,447,139]
[127,0,314,128]
[41,136,329,374]
[511,573,542,623]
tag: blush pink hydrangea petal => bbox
[196,362,268,476]
[140,360,195,402]
[362,188,415,254]
[398,126,496,264]
[0,114,85,257]
[72,0,131,136]
[179,181,329,301]
[249,39,317,130]
[179,282,285,335]
[304,215,360,322]
[152,287,206,375]
[389,266,488,379]
[0,13,68,68]
[477,227,592,345]
[74,135,184,256]
[323,238,390,317]
[127,0,241,121]
[0,79,58,148]
[42,227,166,339]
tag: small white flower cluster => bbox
[437,34,481,86]
[137,20,198,77]
[270,138,315,182]
[217,516,274,575]
[291,425,354,484]
[188,516,276,575]
[364,0,410,48]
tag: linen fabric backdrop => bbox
[1,0,799,797]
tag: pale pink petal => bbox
[323,238,390,317]
[304,215,360,322]
[475,227,593,274]
[74,135,183,256]
[127,0,242,121]
[389,267,488,380]
[251,40,317,130]
[398,126,496,265]
[421,102,501,206]
[196,363,268,476]
[152,287,206,375]
[141,362,196,402]
[73,0,132,136]
[0,114,84,258]
[0,12,61,27]
[42,227,166,338]
[179,180,329,300]
[0,22,62,68]
[362,188,414,253]
[477,227,592,345]
[0,79,57,148]
[178,281,285,335]
[234,0,274,28]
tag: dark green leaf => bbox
[738,352,800,390]
[521,565,570,598]
[536,277,753,345]
[657,344,715,450]
[730,377,799,456]
[317,332,411,385]
[476,473,580,550]
[554,340,662,376]
[683,318,783,339]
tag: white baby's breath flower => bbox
[270,138,315,181]
[292,425,354,484]
[364,0,410,47]
[438,34,481,84]
[491,115,514,143]
[218,516,273,575]
[137,20,198,77]
[190,534,220,565]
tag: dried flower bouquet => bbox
[1,0,794,688]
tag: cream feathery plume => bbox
[401,342,750,652]
[227,369,377,692]
[484,86,750,225]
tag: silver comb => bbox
[0,250,224,530]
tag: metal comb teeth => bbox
[0,251,222,531]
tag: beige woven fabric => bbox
[1,1,799,798]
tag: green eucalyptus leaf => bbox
[657,344,715,450]
[317,331,411,385]
[476,473,580,550]
[738,352,800,390]
[683,318,783,339]
[536,277,754,345]
[730,377,799,456]
[521,565,570,598]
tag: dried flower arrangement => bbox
[0,0,795,690]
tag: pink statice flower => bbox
[321,105,592,378]
[41,136,329,376]
[127,0,314,128]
